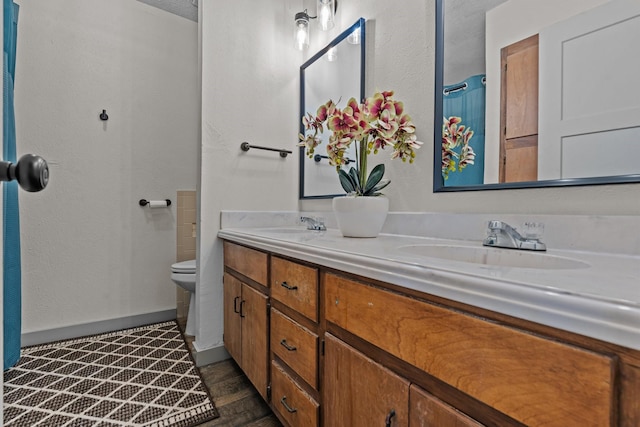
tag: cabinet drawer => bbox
[271,309,318,389]
[271,360,319,427]
[271,257,318,322]
[223,242,268,287]
[325,273,615,427]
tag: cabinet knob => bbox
[280,396,297,413]
[280,281,298,291]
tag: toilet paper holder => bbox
[139,199,172,207]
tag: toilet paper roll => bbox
[148,200,169,208]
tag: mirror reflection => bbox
[435,0,640,191]
[299,18,365,199]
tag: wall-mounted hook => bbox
[99,109,109,121]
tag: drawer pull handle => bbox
[239,300,246,318]
[280,396,297,413]
[280,339,297,352]
[385,409,396,427]
[233,296,240,313]
[280,281,298,291]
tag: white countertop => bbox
[218,225,640,350]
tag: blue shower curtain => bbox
[442,74,486,186]
[3,0,20,370]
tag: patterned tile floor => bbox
[4,321,219,427]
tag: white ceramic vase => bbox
[332,196,389,238]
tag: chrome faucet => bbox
[300,216,326,231]
[482,220,546,251]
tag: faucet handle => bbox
[522,221,544,240]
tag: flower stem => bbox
[359,139,367,194]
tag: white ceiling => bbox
[136,0,198,22]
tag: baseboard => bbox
[192,344,230,367]
[21,310,177,347]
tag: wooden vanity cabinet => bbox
[222,242,269,400]
[221,239,640,427]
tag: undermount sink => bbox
[396,244,590,270]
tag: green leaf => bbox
[363,164,385,195]
[338,169,356,193]
[348,167,362,192]
[372,179,391,193]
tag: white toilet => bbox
[171,259,196,336]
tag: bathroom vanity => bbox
[219,218,640,427]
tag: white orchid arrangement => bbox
[299,90,422,196]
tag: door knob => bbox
[0,154,49,192]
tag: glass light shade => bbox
[317,0,335,31]
[326,46,338,62]
[347,27,361,44]
[294,13,310,50]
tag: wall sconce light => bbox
[294,1,338,50]
[294,10,314,50]
[317,0,336,31]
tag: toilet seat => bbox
[171,259,196,274]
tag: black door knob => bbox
[0,154,49,192]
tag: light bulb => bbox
[317,0,335,31]
[327,46,338,62]
[347,27,361,44]
[294,12,310,50]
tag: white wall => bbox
[14,0,199,333]
[197,0,299,351]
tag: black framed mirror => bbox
[433,0,640,192]
[299,18,366,199]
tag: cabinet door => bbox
[324,334,409,427]
[241,284,269,400]
[223,273,242,364]
[410,385,484,427]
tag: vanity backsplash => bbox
[220,211,639,256]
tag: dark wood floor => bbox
[197,359,282,427]
[178,319,282,427]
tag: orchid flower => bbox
[442,116,476,178]
[299,90,422,196]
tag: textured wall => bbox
[15,0,199,333]
[197,0,300,350]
